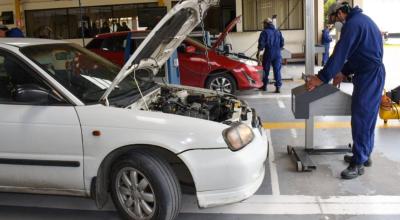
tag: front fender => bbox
[75,105,229,198]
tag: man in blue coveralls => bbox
[306,2,385,179]
[322,24,332,66]
[257,18,285,93]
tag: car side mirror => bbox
[13,84,63,105]
[185,46,196,54]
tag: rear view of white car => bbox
[0,1,268,220]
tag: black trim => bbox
[0,158,80,167]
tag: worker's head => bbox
[263,18,273,28]
[335,2,352,23]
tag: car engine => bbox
[146,86,247,123]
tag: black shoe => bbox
[341,163,365,179]
[275,87,280,93]
[259,86,267,91]
[344,155,372,167]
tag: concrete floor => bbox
[1,45,400,219]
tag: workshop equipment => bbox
[379,88,400,123]
[288,84,352,172]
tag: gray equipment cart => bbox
[288,84,352,172]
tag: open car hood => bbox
[101,0,219,103]
[211,15,241,50]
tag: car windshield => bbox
[21,43,155,104]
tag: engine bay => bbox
[133,86,250,123]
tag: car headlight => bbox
[238,58,258,66]
[222,123,255,151]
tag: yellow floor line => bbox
[384,44,400,47]
[263,121,400,130]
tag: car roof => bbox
[0,38,69,48]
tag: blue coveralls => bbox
[258,24,284,89]
[322,28,332,65]
[6,28,24,37]
[317,7,386,165]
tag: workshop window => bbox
[172,0,236,34]
[25,8,69,39]
[243,0,304,31]
[25,3,164,39]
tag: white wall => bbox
[363,0,400,33]
[225,30,306,58]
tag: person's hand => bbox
[256,52,261,65]
[333,72,345,88]
[306,75,323,91]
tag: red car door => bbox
[178,42,210,87]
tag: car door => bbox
[99,37,126,66]
[178,41,209,87]
[0,49,84,194]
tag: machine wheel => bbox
[206,73,237,94]
[110,151,181,220]
[296,161,303,172]
[287,145,293,155]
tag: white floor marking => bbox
[277,100,286,109]
[267,129,280,196]
[237,94,291,99]
[181,195,400,215]
[290,128,298,138]
[3,192,400,215]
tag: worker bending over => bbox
[306,2,385,179]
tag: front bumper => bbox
[178,127,269,208]
[238,68,264,90]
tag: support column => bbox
[160,0,172,12]
[235,0,243,32]
[305,117,314,149]
[14,0,22,27]
[305,0,315,75]
[316,0,324,66]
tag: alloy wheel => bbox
[115,167,156,220]
[209,77,233,93]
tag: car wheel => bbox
[110,151,181,220]
[206,73,237,94]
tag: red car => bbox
[86,16,263,94]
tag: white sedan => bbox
[0,1,268,220]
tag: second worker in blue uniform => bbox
[257,18,285,93]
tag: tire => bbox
[205,72,237,94]
[110,151,181,220]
